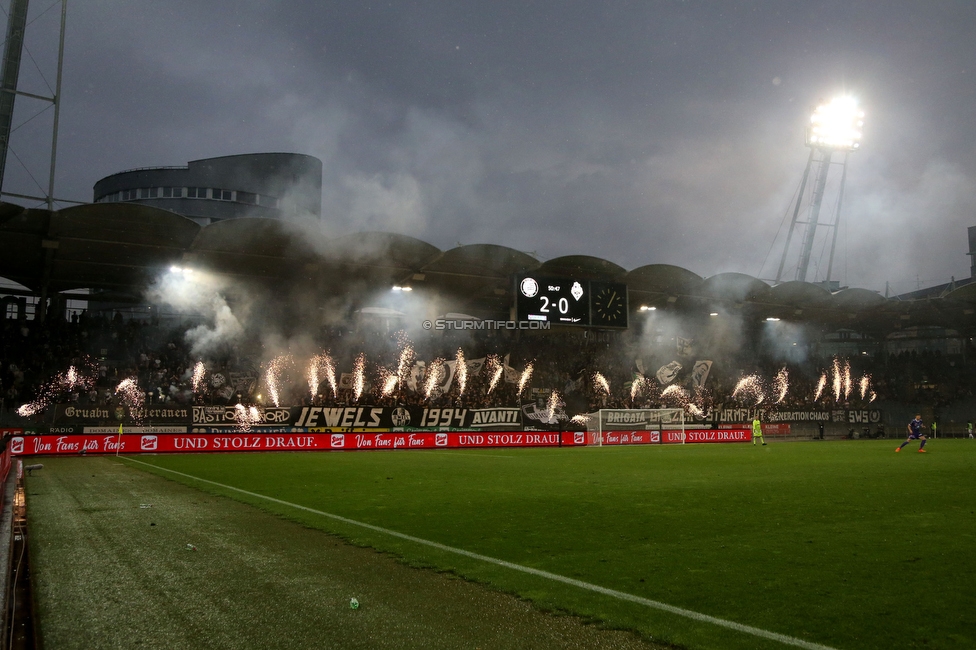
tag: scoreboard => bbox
[514,275,628,328]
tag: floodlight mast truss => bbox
[775,97,863,285]
[0,0,71,210]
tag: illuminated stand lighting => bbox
[774,96,864,285]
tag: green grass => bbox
[125,440,976,649]
[26,456,661,650]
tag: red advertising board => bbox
[599,430,660,445]
[8,431,589,456]
[664,429,752,443]
[593,429,753,445]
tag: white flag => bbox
[691,360,713,389]
[503,353,519,383]
[406,361,425,392]
[466,357,486,376]
[656,361,682,385]
[440,360,457,393]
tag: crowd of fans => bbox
[3,309,975,424]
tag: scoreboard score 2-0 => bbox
[514,275,628,328]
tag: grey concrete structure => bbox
[92,153,322,225]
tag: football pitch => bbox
[30,440,976,649]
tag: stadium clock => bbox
[590,281,629,328]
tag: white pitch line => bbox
[122,457,836,650]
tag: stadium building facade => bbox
[92,153,322,225]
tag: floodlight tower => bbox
[775,96,865,285]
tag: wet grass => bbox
[126,440,976,649]
[26,456,663,650]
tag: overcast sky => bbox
[4,1,975,294]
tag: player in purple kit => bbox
[896,414,927,453]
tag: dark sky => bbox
[4,1,975,293]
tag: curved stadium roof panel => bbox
[536,255,626,281]
[55,203,201,248]
[944,282,976,304]
[768,281,833,308]
[700,273,771,303]
[187,217,310,281]
[422,244,538,279]
[52,204,201,291]
[0,207,52,290]
[831,287,886,311]
[319,231,441,270]
[190,216,299,257]
[0,201,25,225]
[302,232,442,294]
[0,203,200,293]
[625,264,703,295]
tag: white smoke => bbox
[184,295,245,358]
[147,270,248,358]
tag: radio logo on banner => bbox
[435,433,448,447]
[10,437,24,454]
[574,432,585,445]
[141,435,158,451]
[330,434,344,448]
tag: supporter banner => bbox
[521,402,568,430]
[40,403,880,430]
[83,426,188,434]
[841,409,884,425]
[54,405,191,424]
[705,407,882,425]
[193,405,298,426]
[598,409,685,429]
[191,406,525,431]
[1,428,23,437]
[9,430,588,456]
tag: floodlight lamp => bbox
[805,96,864,151]
[766,317,781,322]
[169,265,195,278]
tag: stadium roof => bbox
[0,202,199,293]
[2,201,975,335]
[535,255,626,280]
